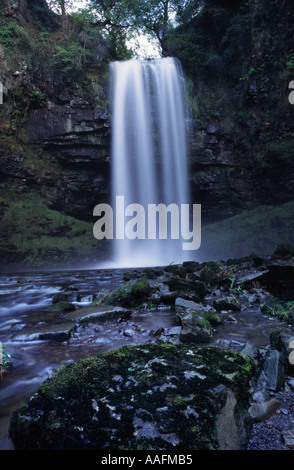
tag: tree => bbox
[47,0,74,16]
[127,0,204,56]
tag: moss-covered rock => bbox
[175,297,222,342]
[9,343,255,450]
[167,276,207,301]
[213,295,241,312]
[131,278,152,299]
[46,301,76,312]
[96,283,133,307]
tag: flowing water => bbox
[1,268,293,450]
[108,57,192,268]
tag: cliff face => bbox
[0,0,294,267]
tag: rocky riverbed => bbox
[2,245,294,450]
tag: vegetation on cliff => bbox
[0,0,293,266]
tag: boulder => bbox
[11,322,76,342]
[179,312,213,343]
[213,295,241,312]
[9,343,255,450]
[131,278,152,299]
[167,276,207,301]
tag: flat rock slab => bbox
[64,305,132,323]
[12,322,76,342]
[236,271,268,286]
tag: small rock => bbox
[287,378,294,391]
[123,329,134,337]
[283,429,294,448]
[248,398,282,422]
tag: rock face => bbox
[23,97,111,222]
[9,343,255,450]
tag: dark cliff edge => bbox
[0,0,294,268]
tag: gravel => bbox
[246,379,294,450]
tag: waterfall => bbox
[109,57,191,268]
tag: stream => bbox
[0,267,293,450]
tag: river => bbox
[0,267,292,450]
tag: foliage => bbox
[54,42,87,73]
[0,184,99,267]
[260,300,294,325]
[12,88,47,125]
[256,140,294,167]
[0,343,11,377]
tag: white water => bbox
[109,57,191,268]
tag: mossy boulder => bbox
[200,263,223,286]
[213,295,241,312]
[175,298,221,343]
[46,301,76,312]
[96,279,152,308]
[96,283,133,307]
[9,343,255,450]
[131,278,152,299]
[179,311,213,343]
[167,276,207,301]
[52,292,71,304]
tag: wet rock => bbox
[143,268,164,279]
[257,348,287,392]
[52,292,71,304]
[123,329,134,337]
[46,301,76,312]
[167,276,207,301]
[96,283,133,307]
[179,312,213,343]
[122,270,141,281]
[200,263,223,286]
[131,278,152,299]
[248,399,282,422]
[213,295,241,312]
[12,322,76,342]
[215,387,251,450]
[241,342,258,360]
[283,429,294,448]
[64,305,132,323]
[236,271,268,287]
[164,326,182,336]
[9,343,255,450]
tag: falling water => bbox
[109,57,191,268]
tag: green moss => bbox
[46,302,76,312]
[9,343,255,450]
[0,185,99,266]
[260,299,294,325]
[96,283,133,307]
[131,278,151,298]
[256,140,294,168]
